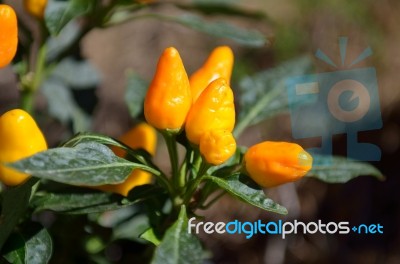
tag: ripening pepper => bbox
[185,78,235,145]
[0,109,47,186]
[243,141,313,188]
[144,47,192,132]
[190,46,234,102]
[95,123,157,196]
[23,0,47,19]
[199,130,236,165]
[0,4,18,68]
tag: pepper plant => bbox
[0,1,384,263]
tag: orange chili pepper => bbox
[243,141,313,188]
[189,46,234,102]
[0,5,18,68]
[185,78,235,145]
[144,47,192,132]
[199,130,236,165]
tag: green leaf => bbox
[125,72,148,119]
[204,173,288,214]
[62,132,153,166]
[62,132,125,148]
[177,1,267,20]
[306,155,384,183]
[2,224,52,264]
[46,21,81,62]
[41,77,91,133]
[108,13,267,47]
[6,142,159,186]
[2,233,24,263]
[45,0,95,35]
[51,58,101,89]
[162,14,267,47]
[24,228,52,264]
[0,178,38,250]
[31,184,163,214]
[140,228,161,246]
[113,214,149,241]
[151,205,203,264]
[234,56,313,137]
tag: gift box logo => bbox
[286,37,382,162]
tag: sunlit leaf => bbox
[7,143,159,186]
[45,0,95,35]
[151,206,203,264]
[31,185,163,214]
[2,224,52,264]
[204,173,288,214]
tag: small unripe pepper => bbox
[199,130,236,165]
[23,0,48,19]
[190,46,234,102]
[243,141,313,188]
[0,4,18,68]
[96,123,157,196]
[185,78,235,145]
[0,109,47,186]
[144,47,192,132]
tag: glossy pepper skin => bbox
[0,109,47,186]
[0,5,18,68]
[144,47,192,132]
[96,123,157,196]
[23,0,47,19]
[243,141,313,188]
[199,130,236,165]
[190,46,234,102]
[185,78,235,145]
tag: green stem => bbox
[154,173,174,197]
[31,44,47,92]
[197,162,210,178]
[162,132,180,188]
[182,174,205,205]
[20,44,48,113]
[233,86,281,138]
[182,162,210,205]
[20,89,35,114]
[199,191,226,210]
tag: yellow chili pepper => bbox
[243,141,313,188]
[144,47,192,132]
[0,109,47,186]
[199,130,236,165]
[190,46,234,102]
[23,0,47,19]
[112,123,157,157]
[95,123,157,196]
[185,78,235,145]
[0,4,18,68]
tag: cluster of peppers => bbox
[0,2,313,200]
[143,46,313,194]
